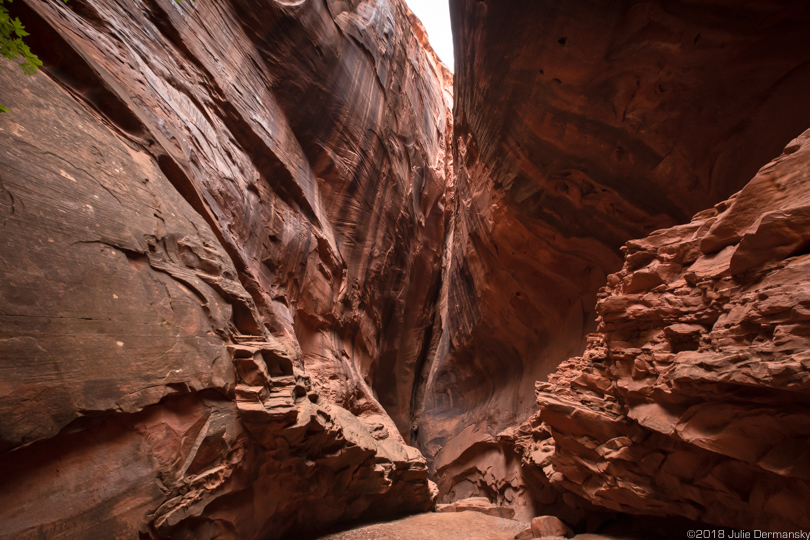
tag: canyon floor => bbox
[318,512,528,540]
[317,511,653,540]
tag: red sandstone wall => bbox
[529,130,810,531]
[0,0,451,537]
[430,0,810,519]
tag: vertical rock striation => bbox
[0,0,451,537]
[428,0,810,519]
[3,0,810,533]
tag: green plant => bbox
[0,0,194,113]
[0,0,66,112]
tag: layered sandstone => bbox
[425,0,810,517]
[0,0,451,537]
[4,0,810,534]
[530,130,810,531]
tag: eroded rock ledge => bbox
[425,0,810,520]
[525,131,810,531]
[2,0,810,536]
[0,0,451,537]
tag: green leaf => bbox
[12,18,28,38]
[0,0,47,111]
[0,0,90,114]
[0,0,45,77]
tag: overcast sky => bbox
[405,0,454,70]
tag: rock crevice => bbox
[3,0,810,536]
[0,0,451,537]
[422,0,810,523]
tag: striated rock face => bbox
[0,0,451,537]
[4,0,810,533]
[426,0,810,516]
[530,130,810,531]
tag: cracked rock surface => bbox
[525,131,810,531]
[425,0,810,520]
[0,0,451,537]
[3,0,810,536]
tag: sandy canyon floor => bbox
[318,512,630,540]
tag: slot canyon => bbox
[1,0,809,538]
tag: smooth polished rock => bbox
[421,0,810,520]
[0,0,452,536]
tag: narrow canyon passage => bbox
[1,0,810,539]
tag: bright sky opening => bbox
[405,0,454,71]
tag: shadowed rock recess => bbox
[425,0,810,525]
[0,0,809,538]
[529,130,810,531]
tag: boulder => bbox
[531,516,574,538]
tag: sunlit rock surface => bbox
[0,0,451,537]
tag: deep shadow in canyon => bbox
[1,0,810,538]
